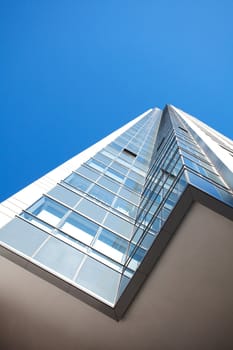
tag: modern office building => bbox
[0,105,233,349]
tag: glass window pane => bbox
[117,274,130,298]
[101,150,115,160]
[115,157,133,168]
[111,162,129,175]
[125,178,142,193]
[75,256,120,304]
[131,227,143,245]
[151,217,162,233]
[113,197,137,218]
[28,197,68,226]
[34,236,84,279]
[97,176,120,193]
[56,230,87,253]
[0,217,48,256]
[134,160,148,171]
[105,142,122,156]
[141,233,156,250]
[87,159,107,172]
[118,151,135,164]
[129,165,146,176]
[89,185,115,206]
[103,213,133,239]
[127,245,147,271]
[115,135,129,146]
[187,171,221,200]
[89,250,123,272]
[76,198,107,223]
[65,173,92,193]
[48,185,81,208]
[60,212,99,245]
[118,187,140,205]
[105,168,125,182]
[142,211,152,226]
[21,212,54,233]
[93,228,128,263]
[76,166,100,181]
[94,153,112,166]
[205,169,225,187]
[128,170,144,184]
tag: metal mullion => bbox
[145,134,175,187]
[31,235,51,258]
[124,166,185,269]
[51,193,134,241]
[73,168,102,183]
[142,146,179,209]
[58,182,88,202]
[135,150,181,227]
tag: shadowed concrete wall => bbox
[0,203,233,350]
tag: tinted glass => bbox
[65,173,92,193]
[60,211,99,245]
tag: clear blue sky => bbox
[1,0,233,201]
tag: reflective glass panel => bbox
[105,168,125,183]
[65,173,92,193]
[113,197,137,218]
[127,245,147,271]
[118,187,140,205]
[89,250,123,272]
[93,228,128,263]
[89,185,115,206]
[127,170,144,184]
[101,150,115,160]
[103,213,133,239]
[76,198,107,223]
[97,176,120,193]
[0,217,48,256]
[94,153,112,166]
[60,211,99,245]
[125,178,142,193]
[75,256,121,304]
[34,236,84,279]
[48,185,81,207]
[28,197,68,226]
[87,159,107,172]
[76,166,100,181]
[111,162,129,175]
[21,212,54,233]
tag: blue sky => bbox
[1,0,233,201]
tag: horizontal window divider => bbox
[152,131,175,162]
[143,148,180,198]
[125,167,186,268]
[147,137,177,181]
[184,167,230,191]
[22,195,136,243]
[74,167,102,179]
[30,258,116,307]
[46,186,137,226]
[16,214,135,276]
[182,155,219,176]
[62,176,141,208]
[135,159,184,230]
[179,147,210,163]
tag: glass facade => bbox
[0,105,232,312]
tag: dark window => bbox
[123,148,137,158]
[157,137,165,151]
[178,126,188,133]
